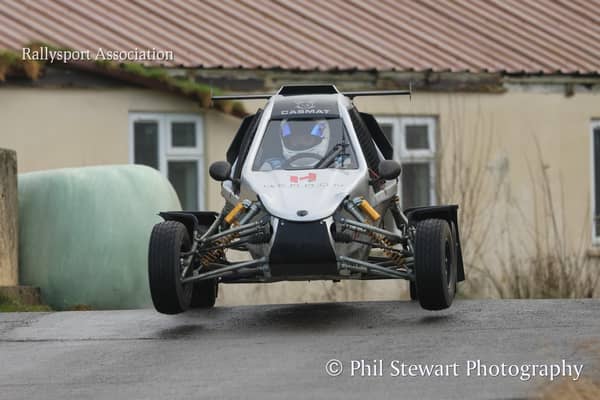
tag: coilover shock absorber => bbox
[199,233,236,267]
[199,200,262,268]
[365,230,404,266]
[345,197,405,266]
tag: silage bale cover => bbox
[18,165,182,310]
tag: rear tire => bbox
[189,223,219,309]
[414,219,457,310]
[190,279,218,308]
[409,280,418,301]
[148,221,193,314]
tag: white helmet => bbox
[280,119,330,166]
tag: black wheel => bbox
[414,219,457,310]
[190,278,218,308]
[148,221,193,314]
[409,280,418,301]
[189,223,219,309]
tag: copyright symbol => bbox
[325,359,343,376]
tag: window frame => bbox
[167,116,203,155]
[591,120,600,244]
[128,112,204,210]
[375,116,437,207]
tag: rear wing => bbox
[212,83,412,101]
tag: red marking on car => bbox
[290,173,317,183]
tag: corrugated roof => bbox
[1,0,599,74]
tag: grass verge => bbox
[0,294,51,312]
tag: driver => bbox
[260,119,330,170]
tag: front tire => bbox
[414,219,457,310]
[148,221,193,314]
[409,280,418,301]
[188,222,220,309]
[190,278,218,308]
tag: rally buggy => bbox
[148,84,464,314]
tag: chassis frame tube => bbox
[181,257,269,284]
[198,212,225,241]
[340,218,403,241]
[338,256,413,280]
[201,221,263,243]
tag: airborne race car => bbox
[148,85,464,314]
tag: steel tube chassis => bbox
[163,201,464,287]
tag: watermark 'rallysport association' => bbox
[22,46,173,63]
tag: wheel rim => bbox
[179,243,193,298]
[444,239,452,288]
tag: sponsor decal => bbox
[290,173,317,183]
[295,100,315,110]
[280,109,330,115]
[273,98,336,117]
[262,182,345,189]
[261,172,345,189]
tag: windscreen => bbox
[252,117,357,171]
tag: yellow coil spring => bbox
[366,230,404,266]
[200,232,238,267]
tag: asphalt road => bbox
[0,300,599,400]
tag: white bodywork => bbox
[222,92,399,262]
[239,94,372,222]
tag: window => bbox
[129,113,204,210]
[376,116,436,208]
[592,120,600,241]
[252,117,357,171]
